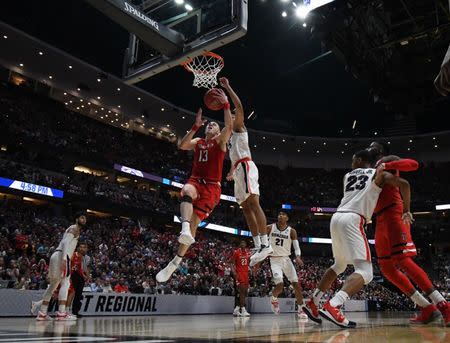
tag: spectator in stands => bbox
[114,277,129,293]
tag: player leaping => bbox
[156,89,232,283]
[220,77,273,267]
[368,142,449,326]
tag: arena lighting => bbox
[182,116,186,119]
[295,6,309,19]
[48,76,53,79]
[302,23,307,27]
[137,97,141,101]
[97,78,101,82]
[247,110,255,119]
[19,63,24,67]
[118,105,121,108]
[352,120,357,129]
[185,3,193,11]
[282,11,287,17]
[436,204,450,210]
[161,107,165,111]
[175,0,184,4]
[3,35,7,39]
[38,51,43,55]
[413,212,432,215]
[68,65,73,69]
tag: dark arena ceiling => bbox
[1,0,450,138]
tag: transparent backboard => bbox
[122,0,247,84]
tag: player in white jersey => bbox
[220,77,273,266]
[36,212,87,321]
[303,150,412,328]
[267,212,319,322]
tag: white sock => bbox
[260,234,268,247]
[252,235,261,250]
[172,255,182,266]
[58,304,66,313]
[181,221,190,233]
[272,295,278,301]
[427,290,445,305]
[40,304,48,314]
[330,290,349,308]
[410,291,431,308]
[313,289,324,306]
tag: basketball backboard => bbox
[83,0,247,84]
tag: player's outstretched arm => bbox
[211,89,233,148]
[220,77,245,131]
[381,159,419,172]
[178,108,204,150]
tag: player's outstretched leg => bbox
[178,185,198,245]
[157,213,201,283]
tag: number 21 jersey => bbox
[337,168,382,221]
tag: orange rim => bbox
[181,51,224,73]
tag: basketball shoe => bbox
[437,301,450,327]
[156,261,178,283]
[319,300,356,328]
[302,299,322,324]
[239,307,251,317]
[36,311,53,321]
[250,245,273,267]
[297,308,308,320]
[410,304,442,325]
[56,311,77,321]
[271,296,280,315]
[178,227,195,246]
[233,306,240,317]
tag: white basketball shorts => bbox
[270,256,298,284]
[330,212,371,263]
[233,160,260,205]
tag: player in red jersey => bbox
[156,89,232,283]
[231,240,251,317]
[368,142,449,326]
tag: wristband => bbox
[191,124,200,132]
[223,102,231,110]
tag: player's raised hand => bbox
[211,88,229,105]
[226,171,234,181]
[402,211,414,224]
[295,256,304,267]
[219,77,230,89]
[195,108,207,127]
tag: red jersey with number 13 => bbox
[191,138,226,183]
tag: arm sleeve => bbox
[384,159,419,172]
[61,232,75,259]
[293,240,301,257]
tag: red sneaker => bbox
[302,299,322,324]
[437,301,450,327]
[319,300,356,328]
[410,304,441,325]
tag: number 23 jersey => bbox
[337,168,382,221]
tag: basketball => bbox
[204,88,223,111]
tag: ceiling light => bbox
[273,147,276,150]
[185,3,193,11]
[3,35,7,39]
[323,142,326,145]
[64,102,68,105]
[182,116,186,119]
[105,114,108,118]
[48,75,53,79]
[297,149,300,152]
[111,120,114,123]
[80,99,83,102]
[141,115,145,118]
[63,92,67,96]
[302,22,307,27]
[81,105,84,108]
[117,88,121,91]
[374,132,377,135]
[19,63,24,67]
[100,116,104,119]
[88,102,91,105]
[316,150,320,153]
[407,148,410,151]
[166,124,170,127]
[68,65,73,69]
[295,6,309,19]
[303,141,306,144]
[344,142,348,146]
[254,145,257,148]
[387,141,391,145]
[118,105,121,108]
[263,137,266,140]
[434,144,438,148]
[69,100,73,103]
[161,107,165,111]
[101,107,104,111]
[38,51,43,55]
[282,139,286,142]
[282,11,287,17]
[97,78,101,82]
[77,88,81,91]
[175,0,184,4]
[97,96,101,99]
[108,110,111,113]
[341,151,344,154]
[433,137,436,140]
[137,97,141,101]
[409,139,413,143]
[76,107,80,110]
[293,2,297,7]
[115,113,118,116]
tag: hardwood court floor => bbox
[0,312,447,342]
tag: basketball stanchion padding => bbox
[182,52,224,89]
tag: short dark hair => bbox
[74,211,87,221]
[354,149,372,163]
[371,141,390,156]
[279,211,289,219]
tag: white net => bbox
[183,53,224,89]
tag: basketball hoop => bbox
[182,52,224,89]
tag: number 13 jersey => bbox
[269,224,292,257]
[337,168,382,221]
[191,138,226,183]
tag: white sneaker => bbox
[178,229,195,246]
[30,301,39,315]
[36,311,53,321]
[156,261,178,283]
[239,307,251,317]
[250,245,273,267]
[298,308,308,320]
[233,306,240,316]
[56,311,77,321]
[271,297,280,315]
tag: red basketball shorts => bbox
[375,206,417,261]
[185,178,221,221]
